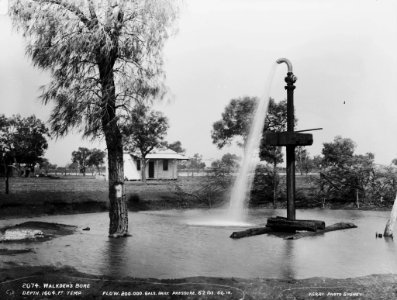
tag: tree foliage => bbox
[161,140,185,154]
[38,158,57,175]
[10,0,178,137]
[0,114,49,169]
[392,158,397,167]
[185,153,206,175]
[122,104,169,157]
[295,146,313,175]
[317,136,396,206]
[322,136,355,167]
[0,115,16,166]
[12,115,50,168]
[87,148,106,173]
[71,147,91,176]
[211,96,289,163]
[250,164,278,205]
[72,147,105,175]
[0,114,49,192]
[211,97,256,148]
[211,153,239,174]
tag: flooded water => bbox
[1,209,396,279]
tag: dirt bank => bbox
[0,222,77,242]
[0,265,396,299]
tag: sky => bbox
[0,0,396,166]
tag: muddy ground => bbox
[0,265,396,299]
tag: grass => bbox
[0,174,389,219]
[0,175,217,218]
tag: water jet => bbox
[223,64,278,225]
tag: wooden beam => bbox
[266,217,323,232]
[230,222,357,240]
[230,227,273,239]
[274,216,325,230]
[263,132,313,146]
[284,222,357,240]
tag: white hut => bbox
[105,148,188,181]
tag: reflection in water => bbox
[102,237,129,277]
[281,240,296,279]
[185,209,253,227]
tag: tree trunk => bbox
[272,162,277,208]
[355,189,360,208]
[99,54,128,237]
[105,130,128,237]
[4,161,9,194]
[384,194,397,237]
[141,158,147,183]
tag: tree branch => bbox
[32,0,93,29]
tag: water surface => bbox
[0,209,395,279]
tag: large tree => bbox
[88,148,106,175]
[0,115,49,191]
[122,104,169,182]
[10,115,49,174]
[10,0,178,237]
[319,136,376,207]
[322,136,355,167]
[211,97,257,148]
[0,115,15,194]
[71,147,91,176]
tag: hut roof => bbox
[128,148,188,160]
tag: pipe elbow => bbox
[276,58,293,73]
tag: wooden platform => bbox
[266,216,325,232]
[230,220,357,240]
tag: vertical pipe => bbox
[285,72,296,220]
[286,146,295,220]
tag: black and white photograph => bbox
[0,0,397,299]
